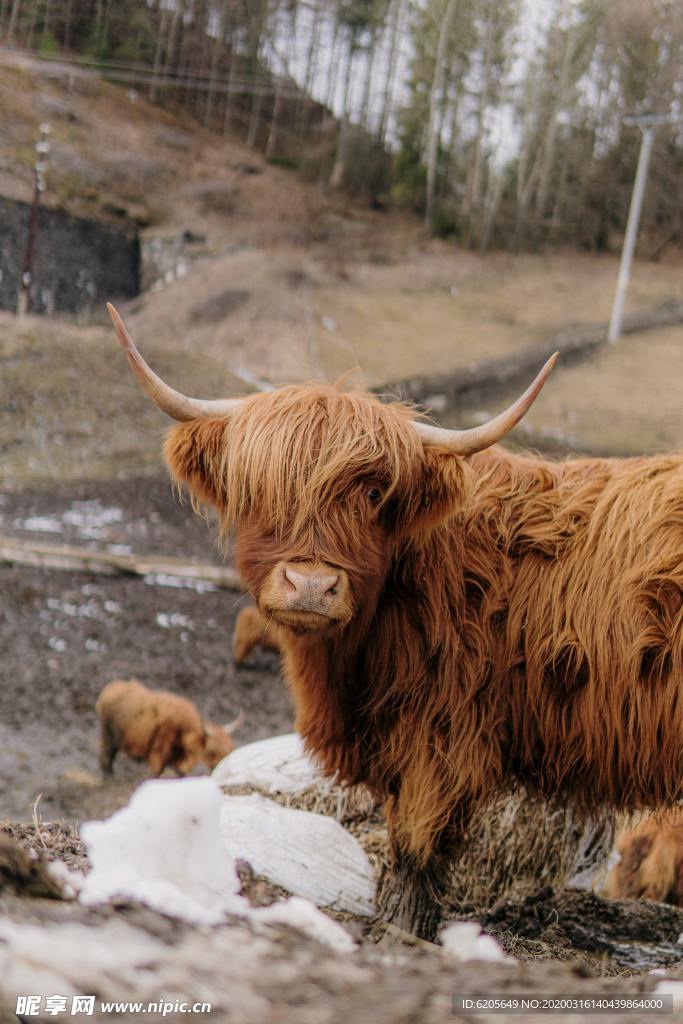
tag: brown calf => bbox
[96,679,240,776]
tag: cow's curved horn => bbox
[412,352,559,455]
[222,709,245,734]
[107,303,243,422]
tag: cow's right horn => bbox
[412,352,558,456]
[107,304,243,422]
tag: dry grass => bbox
[223,779,615,914]
[510,324,683,455]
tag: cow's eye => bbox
[367,486,382,505]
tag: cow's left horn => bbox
[107,304,243,421]
[412,352,559,455]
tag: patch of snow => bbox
[62,501,122,539]
[220,793,376,916]
[156,612,193,630]
[439,921,513,964]
[145,574,217,593]
[213,732,320,793]
[80,777,242,926]
[48,637,66,652]
[48,861,85,898]
[84,639,106,652]
[15,515,63,534]
[47,597,109,621]
[78,777,358,952]
[107,544,133,556]
[254,897,356,953]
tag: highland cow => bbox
[606,811,683,905]
[96,679,241,776]
[107,303,683,939]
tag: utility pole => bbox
[17,123,51,318]
[608,113,680,343]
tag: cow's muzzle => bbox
[260,561,352,632]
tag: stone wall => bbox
[0,196,139,315]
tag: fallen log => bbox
[0,534,245,591]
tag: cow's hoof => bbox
[378,869,444,942]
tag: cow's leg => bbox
[99,719,118,775]
[146,727,174,777]
[233,606,282,665]
[378,844,453,941]
[378,793,469,941]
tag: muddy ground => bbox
[0,472,290,822]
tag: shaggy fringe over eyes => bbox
[176,383,428,541]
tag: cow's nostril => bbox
[284,568,298,592]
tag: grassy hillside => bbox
[1,55,682,492]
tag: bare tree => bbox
[425,0,459,231]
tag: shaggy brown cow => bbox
[96,679,241,776]
[606,811,683,905]
[107,303,683,939]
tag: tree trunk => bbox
[150,7,169,102]
[63,0,73,49]
[247,87,264,148]
[329,40,356,190]
[25,0,38,47]
[378,0,403,144]
[223,38,236,135]
[266,79,285,159]
[463,0,496,245]
[425,0,459,233]
[325,22,341,110]
[533,20,578,228]
[304,0,322,94]
[205,5,227,128]
[359,28,378,132]
[7,0,22,43]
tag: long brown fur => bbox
[163,381,683,925]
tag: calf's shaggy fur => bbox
[96,679,237,776]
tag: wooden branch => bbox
[0,535,245,591]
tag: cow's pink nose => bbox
[284,566,340,597]
[263,561,351,626]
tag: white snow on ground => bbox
[439,921,513,963]
[79,776,359,952]
[155,611,194,630]
[80,777,242,926]
[14,515,63,533]
[213,732,320,794]
[144,573,218,593]
[254,897,356,952]
[220,793,376,916]
[12,501,124,540]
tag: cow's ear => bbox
[396,448,472,542]
[163,418,229,510]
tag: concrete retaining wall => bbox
[0,196,139,314]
